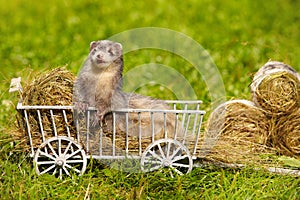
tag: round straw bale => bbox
[22,67,75,106]
[273,109,300,158]
[16,67,77,150]
[251,61,300,116]
[201,100,276,164]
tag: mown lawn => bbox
[0,0,299,199]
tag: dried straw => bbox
[16,67,77,150]
[21,67,75,106]
[251,61,300,116]
[273,109,300,158]
[201,100,277,165]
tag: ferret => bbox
[74,40,185,141]
[73,40,126,123]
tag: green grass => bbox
[0,152,299,199]
[1,0,300,199]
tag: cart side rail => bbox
[17,100,205,158]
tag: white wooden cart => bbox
[16,100,205,179]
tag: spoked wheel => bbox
[141,139,193,177]
[34,136,87,179]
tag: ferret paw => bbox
[90,111,105,127]
[96,110,106,123]
[74,102,89,112]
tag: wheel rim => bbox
[141,139,193,177]
[34,136,87,179]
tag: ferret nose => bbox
[97,54,103,59]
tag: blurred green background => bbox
[1,0,300,103]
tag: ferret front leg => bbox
[95,101,110,126]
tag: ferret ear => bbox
[90,41,98,51]
[114,42,122,50]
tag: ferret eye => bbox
[91,48,97,55]
[108,48,114,56]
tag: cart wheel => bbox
[141,139,193,177]
[34,136,87,179]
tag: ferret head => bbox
[89,40,123,69]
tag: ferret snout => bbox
[96,54,103,60]
[95,53,106,64]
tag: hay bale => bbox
[16,67,77,150]
[22,67,75,106]
[251,61,300,116]
[201,100,276,164]
[273,109,300,158]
